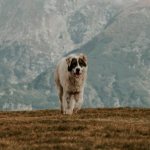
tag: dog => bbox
[55,53,88,115]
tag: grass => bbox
[0,108,150,150]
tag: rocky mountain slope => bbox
[0,0,150,110]
[78,0,150,108]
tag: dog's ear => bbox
[79,53,88,63]
[66,56,72,72]
[66,56,72,65]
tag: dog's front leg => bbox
[74,92,84,113]
[62,92,68,114]
[62,93,75,115]
[66,95,75,115]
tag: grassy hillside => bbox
[0,108,150,150]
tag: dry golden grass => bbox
[0,108,150,150]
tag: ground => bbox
[0,108,150,150]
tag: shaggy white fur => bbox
[55,53,88,115]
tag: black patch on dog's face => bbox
[79,58,87,67]
[68,58,77,72]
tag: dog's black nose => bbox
[76,68,80,73]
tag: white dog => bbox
[55,53,88,115]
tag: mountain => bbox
[80,0,150,108]
[0,0,150,110]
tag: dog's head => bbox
[66,53,87,77]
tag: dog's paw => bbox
[73,107,81,114]
[64,109,73,115]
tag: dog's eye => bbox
[72,64,76,67]
[79,58,86,67]
[70,58,77,68]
